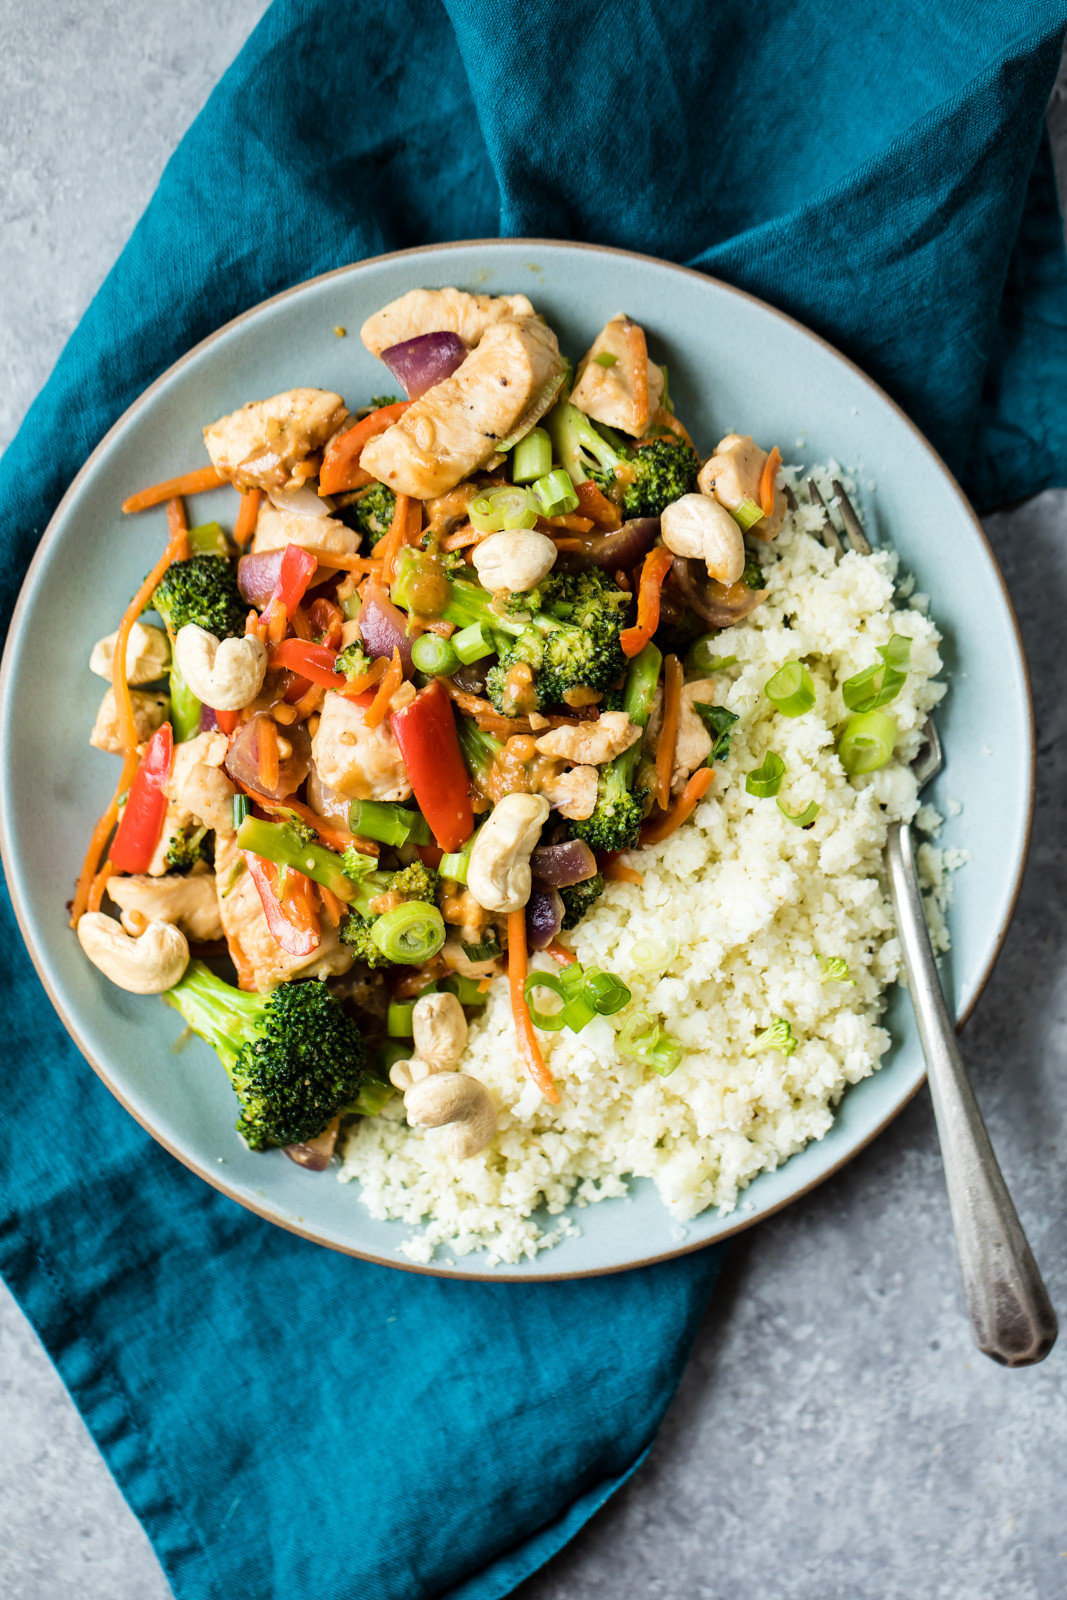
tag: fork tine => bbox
[807,478,844,559]
[831,479,872,555]
[784,483,797,513]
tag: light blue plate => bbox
[0,241,1033,1279]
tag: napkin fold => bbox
[2,4,1066,1598]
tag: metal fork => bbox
[810,479,1057,1367]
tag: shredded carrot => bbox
[647,407,696,452]
[291,683,326,720]
[266,602,288,647]
[70,515,189,924]
[603,859,644,885]
[295,550,383,573]
[87,861,117,913]
[344,656,388,696]
[317,883,344,927]
[625,319,651,435]
[318,401,411,495]
[574,478,622,530]
[363,646,402,728]
[655,654,683,812]
[759,446,782,518]
[620,544,674,658]
[258,717,280,791]
[289,604,314,642]
[373,494,420,585]
[122,464,225,515]
[507,910,560,1104]
[440,522,495,552]
[233,488,262,546]
[535,513,596,534]
[546,938,577,966]
[166,496,190,562]
[641,767,715,845]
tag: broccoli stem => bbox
[169,655,202,743]
[235,817,357,901]
[164,960,269,1079]
[615,643,662,787]
[456,715,503,787]
[544,401,623,486]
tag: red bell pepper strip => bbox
[620,545,674,658]
[390,678,475,854]
[271,637,346,690]
[318,401,411,495]
[109,722,174,873]
[266,543,318,622]
[242,851,320,957]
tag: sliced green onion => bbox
[469,486,538,533]
[764,661,816,717]
[583,969,631,1016]
[687,634,737,674]
[532,469,579,516]
[732,498,765,531]
[837,710,897,775]
[746,1018,797,1057]
[441,973,490,1007]
[186,521,229,556]
[462,928,501,962]
[349,800,432,848]
[692,702,739,762]
[561,994,598,1032]
[841,634,912,712]
[629,935,679,972]
[387,999,417,1037]
[777,798,820,827]
[524,970,567,1031]
[746,752,786,798]
[452,622,496,664]
[469,495,502,534]
[593,352,618,368]
[819,956,855,986]
[232,793,251,829]
[511,427,553,484]
[439,830,477,885]
[370,901,446,964]
[617,1010,683,1076]
[411,633,460,677]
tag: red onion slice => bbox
[526,881,564,950]
[359,582,416,674]
[284,1120,339,1170]
[199,705,219,734]
[237,550,285,607]
[530,840,598,887]
[552,516,660,574]
[224,713,312,801]
[381,332,468,400]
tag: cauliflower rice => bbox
[339,475,949,1265]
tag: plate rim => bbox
[0,236,1036,1281]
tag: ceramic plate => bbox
[0,240,1033,1279]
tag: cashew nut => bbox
[90,622,171,685]
[403,1071,498,1159]
[173,625,267,711]
[467,792,550,914]
[389,1056,437,1092]
[76,912,189,994]
[412,991,468,1068]
[661,494,745,583]
[471,530,557,593]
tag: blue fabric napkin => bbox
[2,4,1066,1598]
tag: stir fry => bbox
[74,286,802,1165]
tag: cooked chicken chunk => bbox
[90,688,169,754]
[534,711,642,767]
[541,764,599,820]
[360,288,535,356]
[698,434,786,542]
[311,691,413,802]
[215,837,352,991]
[441,934,500,980]
[167,731,236,837]
[107,867,224,942]
[570,315,664,437]
[360,317,564,498]
[204,388,348,493]
[90,621,170,685]
[252,502,360,559]
[644,679,720,794]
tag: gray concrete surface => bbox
[2,6,1067,1597]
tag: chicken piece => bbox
[440,884,493,946]
[107,866,224,942]
[90,621,170,685]
[541,764,599,821]
[570,315,665,437]
[698,434,786,542]
[90,688,169,754]
[311,691,412,802]
[251,502,360,559]
[360,317,564,499]
[645,679,720,795]
[167,731,236,837]
[441,934,500,981]
[214,837,352,991]
[534,711,642,767]
[360,288,535,357]
[203,388,348,493]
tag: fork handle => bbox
[885,822,1057,1366]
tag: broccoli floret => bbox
[342,482,396,541]
[164,823,209,873]
[545,403,698,518]
[742,559,765,590]
[569,762,647,853]
[335,638,373,679]
[339,911,391,969]
[389,861,441,905]
[164,962,366,1149]
[151,554,245,640]
[338,860,442,969]
[456,716,503,793]
[559,873,605,930]
[370,394,400,411]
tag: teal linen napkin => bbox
[2,4,1066,1598]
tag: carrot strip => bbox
[344,656,388,695]
[641,767,715,845]
[289,604,314,642]
[292,683,326,720]
[620,545,674,658]
[166,496,190,562]
[373,494,420,586]
[87,861,117,913]
[440,523,496,552]
[535,514,596,534]
[546,938,577,966]
[71,516,188,924]
[233,488,262,547]
[574,479,622,530]
[625,319,651,435]
[759,446,782,518]
[508,910,560,1104]
[258,717,280,791]
[318,401,411,495]
[318,883,344,927]
[647,408,696,452]
[362,646,402,729]
[294,551,383,573]
[603,860,644,885]
[122,465,224,515]
[655,654,683,812]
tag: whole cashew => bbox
[660,494,745,584]
[467,793,550,914]
[77,912,189,994]
[472,530,557,593]
[403,1071,498,1159]
[174,625,267,711]
[389,1056,436,1092]
[90,621,171,685]
[412,991,468,1068]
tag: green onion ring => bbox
[764,661,816,717]
[837,710,897,774]
[777,798,820,827]
[523,971,568,1031]
[369,901,446,965]
[745,752,786,798]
